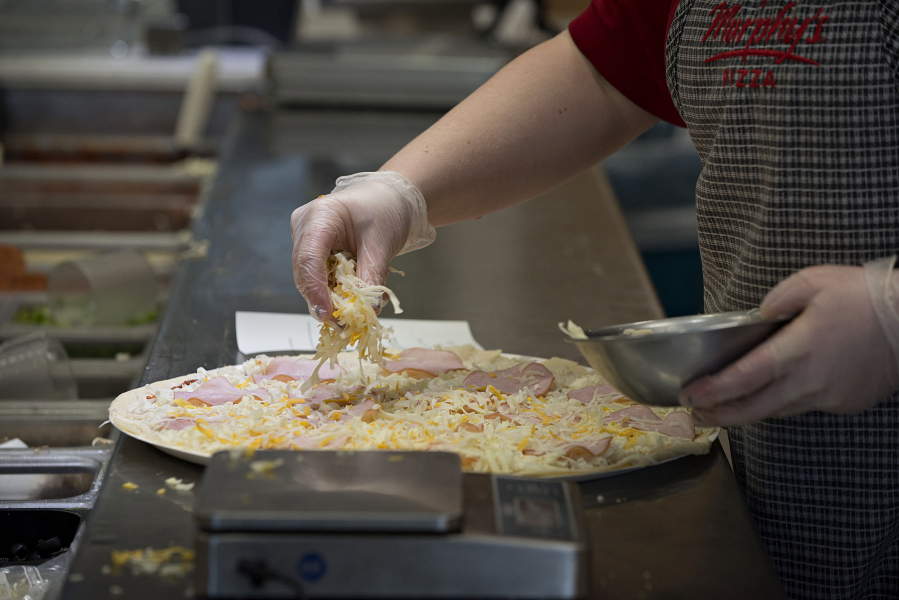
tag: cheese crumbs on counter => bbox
[164,477,195,492]
[248,458,284,477]
[109,546,195,578]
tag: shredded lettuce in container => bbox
[302,252,402,392]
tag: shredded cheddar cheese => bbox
[301,253,401,392]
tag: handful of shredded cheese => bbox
[302,253,401,391]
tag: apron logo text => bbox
[702,0,829,66]
[722,68,776,88]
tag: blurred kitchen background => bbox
[0,0,702,408]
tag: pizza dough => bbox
[110,345,718,477]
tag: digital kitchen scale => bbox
[195,450,586,599]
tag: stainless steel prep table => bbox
[59,109,784,599]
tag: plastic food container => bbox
[0,332,77,400]
[47,251,158,327]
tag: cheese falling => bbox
[302,252,401,392]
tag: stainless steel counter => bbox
[59,109,783,599]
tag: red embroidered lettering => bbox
[782,16,814,56]
[749,69,762,87]
[703,2,828,66]
[764,4,796,44]
[738,18,755,41]
[720,68,775,89]
[746,18,771,49]
[806,7,828,44]
[703,3,741,43]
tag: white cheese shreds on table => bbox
[164,477,195,492]
[302,252,402,392]
[249,458,284,476]
[109,546,194,578]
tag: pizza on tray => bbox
[110,254,717,477]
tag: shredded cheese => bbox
[558,320,588,340]
[301,253,401,392]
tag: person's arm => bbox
[291,30,658,319]
[383,30,658,226]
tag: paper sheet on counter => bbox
[235,311,483,355]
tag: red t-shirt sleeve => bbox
[569,0,686,127]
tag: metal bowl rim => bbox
[566,310,792,343]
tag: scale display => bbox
[493,476,576,541]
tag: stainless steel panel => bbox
[197,451,463,534]
[201,532,584,599]
[269,50,508,110]
[0,400,114,447]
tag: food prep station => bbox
[1,6,781,598]
[14,106,778,599]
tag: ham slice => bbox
[604,405,659,424]
[604,406,695,440]
[463,362,554,397]
[159,413,227,431]
[160,417,194,431]
[649,412,695,439]
[174,377,269,407]
[348,399,377,417]
[337,399,379,422]
[290,384,363,406]
[253,357,346,384]
[340,398,377,423]
[563,438,612,459]
[567,384,622,403]
[524,437,612,458]
[382,348,464,376]
[576,438,612,455]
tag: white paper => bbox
[0,438,27,449]
[236,311,483,355]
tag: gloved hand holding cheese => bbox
[290,171,436,323]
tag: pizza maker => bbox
[194,450,587,599]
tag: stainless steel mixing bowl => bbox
[569,310,791,406]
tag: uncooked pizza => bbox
[110,254,716,476]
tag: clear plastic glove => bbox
[290,171,436,322]
[679,259,899,426]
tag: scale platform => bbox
[195,450,586,599]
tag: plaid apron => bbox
[665,1,899,598]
